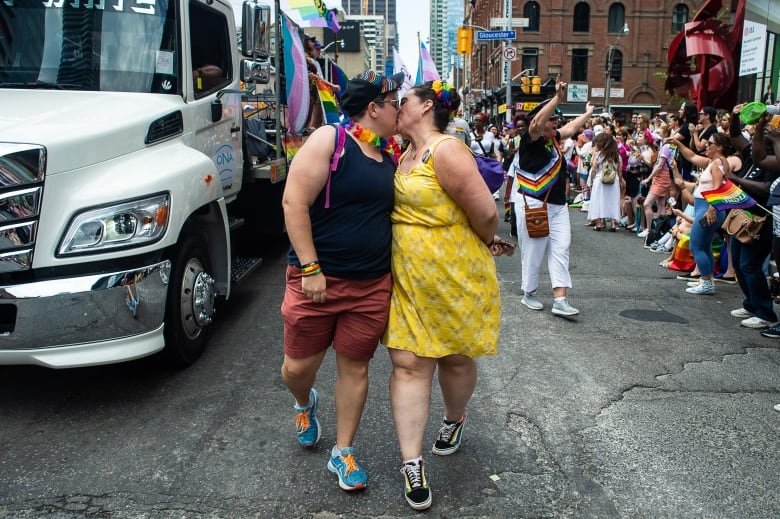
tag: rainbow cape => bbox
[700,179,756,211]
[513,139,563,197]
[317,79,341,124]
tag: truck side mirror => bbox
[241,60,270,85]
[242,2,270,59]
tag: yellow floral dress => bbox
[382,137,500,358]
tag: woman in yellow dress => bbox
[382,81,511,511]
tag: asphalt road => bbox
[1,206,779,518]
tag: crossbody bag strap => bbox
[324,124,346,209]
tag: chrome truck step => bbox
[231,256,263,283]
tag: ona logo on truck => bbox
[214,143,237,191]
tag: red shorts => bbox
[281,267,392,362]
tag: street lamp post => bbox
[604,23,629,115]
[321,39,344,63]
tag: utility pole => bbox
[503,0,512,125]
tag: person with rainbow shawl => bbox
[510,80,593,316]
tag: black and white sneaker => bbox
[401,459,432,510]
[431,415,466,455]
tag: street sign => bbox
[476,30,516,41]
[489,17,530,28]
[503,47,517,61]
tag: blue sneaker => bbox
[327,447,367,491]
[294,388,320,448]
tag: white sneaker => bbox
[774,404,780,412]
[637,229,649,238]
[521,292,544,311]
[686,281,715,295]
[730,308,754,319]
[740,316,778,329]
[552,299,579,316]
[687,280,701,288]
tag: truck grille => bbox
[0,144,45,273]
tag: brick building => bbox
[465,0,696,121]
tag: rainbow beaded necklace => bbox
[341,120,402,164]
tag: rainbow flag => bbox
[415,41,440,84]
[280,0,341,32]
[700,179,756,211]
[328,61,348,98]
[317,79,341,124]
[513,140,563,197]
[284,132,303,162]
[281,15,310,133]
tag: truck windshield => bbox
[0,0,179,94]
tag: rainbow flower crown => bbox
[431,80,456,120]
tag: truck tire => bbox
[162,233,215,367]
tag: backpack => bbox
[323,124,348,209]
[427,137,505,193]
[600,159,617,184]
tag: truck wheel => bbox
[162,233,215,367]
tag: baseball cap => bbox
[526,98,563,122]
[340,71,405,117]
[593,124,604,135]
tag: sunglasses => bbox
[377,96,407,110]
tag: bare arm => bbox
[667,137,708,169]
[434,140,499,244]
[729,104,750,152]
[281,125,335,299]
[559,101,595,140]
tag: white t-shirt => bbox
[470,131,496,156]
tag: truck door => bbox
[187,0,242,200]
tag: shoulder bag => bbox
[721,209,766,244]
[522,189,552,238]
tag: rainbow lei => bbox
[341,120,402,164]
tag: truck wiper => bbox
[0,81,82,90]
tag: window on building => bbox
[571,48,589,81]
[671,4,688,33]
[524,1,540,31]
[522,48,538,75]
[608,49,623,82]
[573,3,590,32]
[607,3,625,33]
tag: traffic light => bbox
[520,76,530,94]
[457,27,472,54]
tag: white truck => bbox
[0,0,284,367]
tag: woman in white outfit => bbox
[511,82,593,315]
[587,133,623,230]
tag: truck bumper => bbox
[0,260,171,368]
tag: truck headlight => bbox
[58,194,170,255]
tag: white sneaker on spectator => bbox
[686,281,715,295]
[774,404,780,412]
[552,299,579,316]
[740,316,778,329]
[637,229,649,238]
[687,280,701,288]
[730,308,754,319]
[521,292,544,311]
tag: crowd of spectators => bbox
[471,97,780,340]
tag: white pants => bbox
[515,199,573,294]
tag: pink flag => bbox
[416,41,440,84]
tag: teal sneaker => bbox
[327,447,367,491]
[294,388,320,448]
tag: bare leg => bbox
[281,351,328,406]
[388,348,437,460]
[334,353,370,448]
[437,355,477,422]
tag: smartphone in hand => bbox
[699,215,710,227]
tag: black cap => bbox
[340,71,405,117]
[526,98,562,122]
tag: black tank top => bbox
[288,136,395,279]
